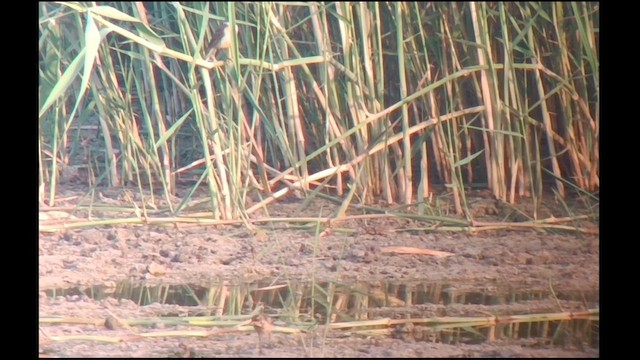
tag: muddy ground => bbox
[39,185,599,357]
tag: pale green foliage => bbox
[39,2,598,221]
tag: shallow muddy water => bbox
[39,186,599,357]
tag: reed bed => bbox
[39,2,599,222]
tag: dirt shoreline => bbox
[39,186,599,357]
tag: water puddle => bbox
[43,279,598,348]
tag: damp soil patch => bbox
[40,186,598,357]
